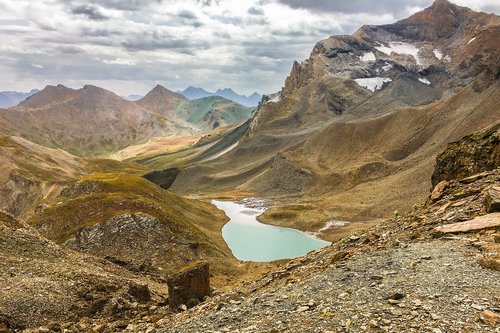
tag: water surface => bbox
[213,199,330,262]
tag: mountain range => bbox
[0,1,499,331]
[0,84,252,157]
[178,86,262,107]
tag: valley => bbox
[0,0,499,332]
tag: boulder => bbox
[484,186,500,213]
[434,213,500,234]
[430,180,449,201]
[127,282,151,303]
[480,310,500,326]
[167,262,210,311]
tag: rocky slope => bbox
[0,210,167,331]
[167,0,500,236]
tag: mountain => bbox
[176,96,254,131]
[179,86,263,107]
[164,0,500,231]
[135,84,253,130]
[0,84,253,157]
[0,84,181,157]
[0,89,38,108]
[215,88,262,107]
[136,84,187,117]
[178,86,214,100]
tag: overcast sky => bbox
[0,0,498,96]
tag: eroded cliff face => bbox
[251,0,499,131]
[432,122,500,186]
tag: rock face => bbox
[484,186,500,213]
[167,262,211,310]
[432,122,500,186]
[0,210,161,330]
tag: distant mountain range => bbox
[0,89,39,108]
[0,84,253,157]
[1,87,261,108]
[178,86,262,107]
[122,94,143,101]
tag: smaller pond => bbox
[213,199,330,262]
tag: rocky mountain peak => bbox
[140,84,186,102]
[18,84,76,109]
[136,84,187,117]
[80,84,113,96]
[248,1,499,143]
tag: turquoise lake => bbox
[212,199,330,262]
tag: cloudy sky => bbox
[0,0,499,96]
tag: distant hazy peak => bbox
[0,89,39,108]
[179,86,262,107]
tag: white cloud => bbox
[0,0,498,96]
[102,58,137,66]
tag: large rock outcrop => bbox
[167,262,211,311]
[432,122,500,186]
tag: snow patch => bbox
[433,49,443,60]
[375,42,421,65]
[269,94,281,103]
[360,52,376,62]
[263,92,281,105]
[354,77,392,92]
[418,77,431,85]
[320,220,350,232]
[467,37,477,45]
[443,55,451,62]
[382,62,393,71]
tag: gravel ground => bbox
[163,240,500,333]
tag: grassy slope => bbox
[0,134,148,217]
[26,173,241,280]
[175,96,253,130]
